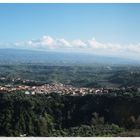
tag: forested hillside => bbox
[0,92,140,136]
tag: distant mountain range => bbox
[0,48,139,65]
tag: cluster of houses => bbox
[0,77,137,96]
[0,82,114,96]
[28,83,110,96]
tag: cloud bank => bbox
[1,35,140,60]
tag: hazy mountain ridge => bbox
[0,48,138,65]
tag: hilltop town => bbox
[0,77,138,96]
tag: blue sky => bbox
[0,4,140,59]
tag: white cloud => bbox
[5,35,140,59]
[125,43,140,53]
[57,38,71,47]
[41,36,55,46]
[87,38,121,51]
[72,39,87,48]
